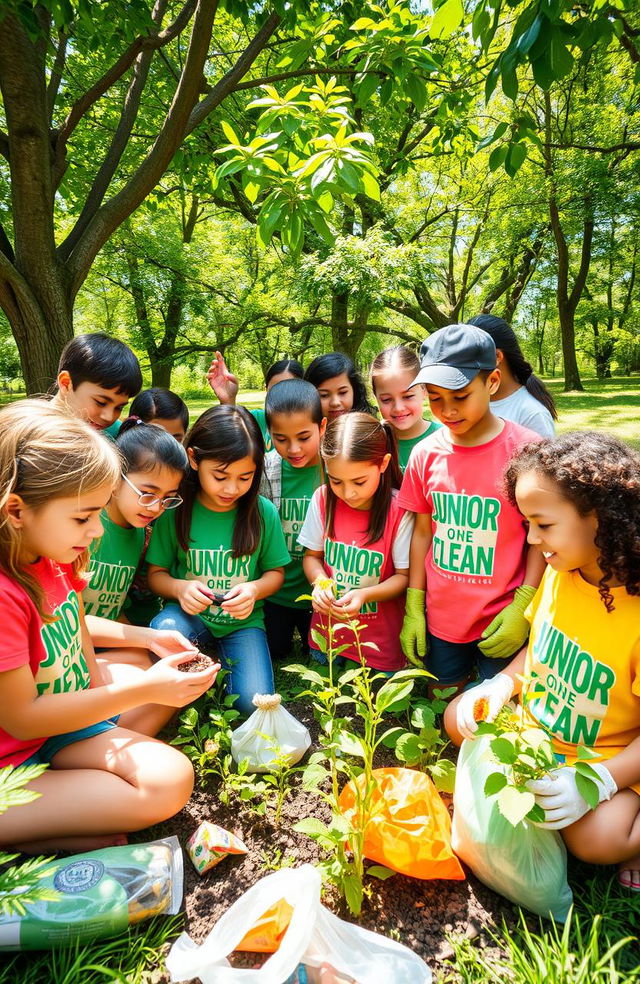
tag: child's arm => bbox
[220,567,285,621]
[0,654,218,742]
[206,351,239,405]
[334,570,408,617]
[407,513,433,591]
[147,565,213,615]
[85,613,197,659]
[478,545,546,660]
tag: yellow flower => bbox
[313,576,336,594]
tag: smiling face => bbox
[373,368,426,438]
[189,452,257,512]
[425,371,499,444]
[56,373,130,431]
[316,373,354,421]
[108,465,184,528]
[515,470,601,584]
[325,454,389,511]
[10,483,114,566]
[269,410,326,468]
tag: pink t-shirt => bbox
[298,487,409,671]
[398,420,539,643]
[0,559,89,767]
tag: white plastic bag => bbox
[231,694,311,773]
[451,735,573,922]
[166,864,431,984]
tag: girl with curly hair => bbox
[445,431,640,891]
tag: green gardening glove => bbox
[400,587,427,667]
[477,584,538,660]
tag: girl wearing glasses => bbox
[82,418,188,624]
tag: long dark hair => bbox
[117,418,188,474]
[321,413,402,544]
[505,432,640,612]
[264,378,323,427]
[177,405,264,556]
[305,352,374,414]
[265,359,304,386]
[467,315,557,420]
[129,387,189,431]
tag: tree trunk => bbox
[558,301,583,391]
[150,356,173,388]
[6,277,73,393]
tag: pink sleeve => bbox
[397,449,430,514]
[0,588,34,673]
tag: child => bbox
[304,352,375,421]
[298,413,414,672]
[447,432,640,891]
[147,405,291,715]
[370,346,441,471]
[0,401,218,854]
[52,332,142,436]
[206,352,304,451]
[467,315,557,437]
[83,418,188,622]
[260,379,326,661]
[129,387,190,442]
[398,323,545,689]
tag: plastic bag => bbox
[451,735,573,921]
[231,694,311,773]
[0,837,182,950]
[338,767,464,881]
[236,899,294,953]
[166,864,432,984]
[187,821,248,876]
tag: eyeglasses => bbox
[121,473,183,510]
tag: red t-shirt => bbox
[0,559,89,767]
[398,420,539,643]
[300,487,408,671]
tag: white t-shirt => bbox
[299,498,414,569]
[491,386,555,438]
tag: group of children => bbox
[0,318,638,895]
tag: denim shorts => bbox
[22,718,120,766]
[427,633,512,685]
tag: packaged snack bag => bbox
[0,837,182,950]
[187,821,248,876]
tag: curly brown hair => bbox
[504,431,640,612]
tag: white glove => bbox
[456,673,514,741]
[526,763,617,830]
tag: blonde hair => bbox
[0,399,121,620]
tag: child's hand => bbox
[146,629,197,660]
[477,584,537,660]
[145,651,221,706]
[206,351,239,404]
[526,763,617,830]
[332,589,365,618]
[311,583,338,615]
[456,673,514,740]
[178,580,214,615]
[399,587,427,665]
[221,582,257,620]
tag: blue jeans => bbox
[427,632,512,685]
[150,604,274,716]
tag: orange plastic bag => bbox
[235,899,294,953]
[338,767,465,881]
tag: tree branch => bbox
[545,140,640,154]
[47,30,68,121]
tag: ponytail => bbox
[321,413,401,544]
[467,315,557,420]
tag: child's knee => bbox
[138,746,194,824]
[443,697,462,745]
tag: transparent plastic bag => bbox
[166,864,432,984]
[451,735,573,921]
[231,694,311,773]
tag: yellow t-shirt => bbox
[523,567,640,793]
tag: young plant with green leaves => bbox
[382,687,457,793]
[285,586,427,915]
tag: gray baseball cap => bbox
[411,323,497,390]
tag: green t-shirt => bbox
[83,513,146,619]
[271,459,323,609]
[251,408,272,453]
[104,420,122,440]
[397,419,442,472]
[146,496,290,637]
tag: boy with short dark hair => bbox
[398,323,545,691]
[53,333,142,434]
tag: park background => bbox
[0,1,639,982]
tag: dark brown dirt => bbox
[156,698,519,981]
[177,654,215,673]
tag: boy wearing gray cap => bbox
[397,323,546,693]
